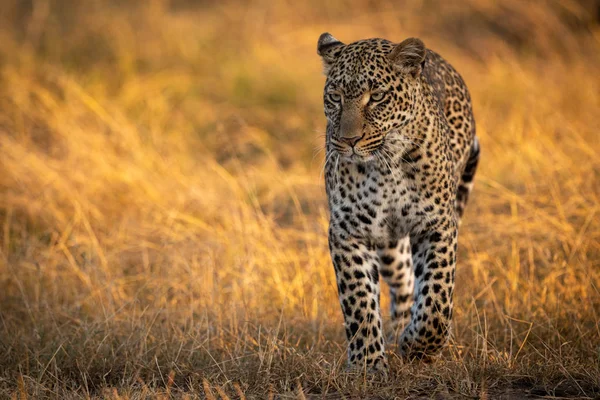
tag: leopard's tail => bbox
[456,136,480,222]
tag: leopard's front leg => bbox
[329,229,388,373]
[399,221,458,358]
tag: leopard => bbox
[317,32,480,374]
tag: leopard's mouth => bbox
[344,131,407,164]
[335,147,378,163]
[350,152,375,162]
[330,133,387,162]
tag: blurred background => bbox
[0,0,599,398]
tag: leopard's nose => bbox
[340,135,362,147]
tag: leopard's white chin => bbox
[339,151,376,163]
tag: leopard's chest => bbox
[326,161,429,244]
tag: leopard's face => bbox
[318,35,426,163]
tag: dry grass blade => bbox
[202,379,216,400]
[214,385,231,400]
[233,382,246,400]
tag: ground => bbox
[0,1,599,399]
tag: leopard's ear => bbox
[317,32,345,75]
[388,38,426,77]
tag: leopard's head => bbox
[317,33,426,162]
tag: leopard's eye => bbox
[370,92,385,103]
[328,93,342,103]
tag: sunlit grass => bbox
[0,0,599,398]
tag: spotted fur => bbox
[318,33,479,373]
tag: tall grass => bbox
[1,0,599,398]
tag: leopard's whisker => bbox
[334,153,341,186]
[313,145,326,161]
[320,150,336,181]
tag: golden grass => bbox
[0,0,599,398]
